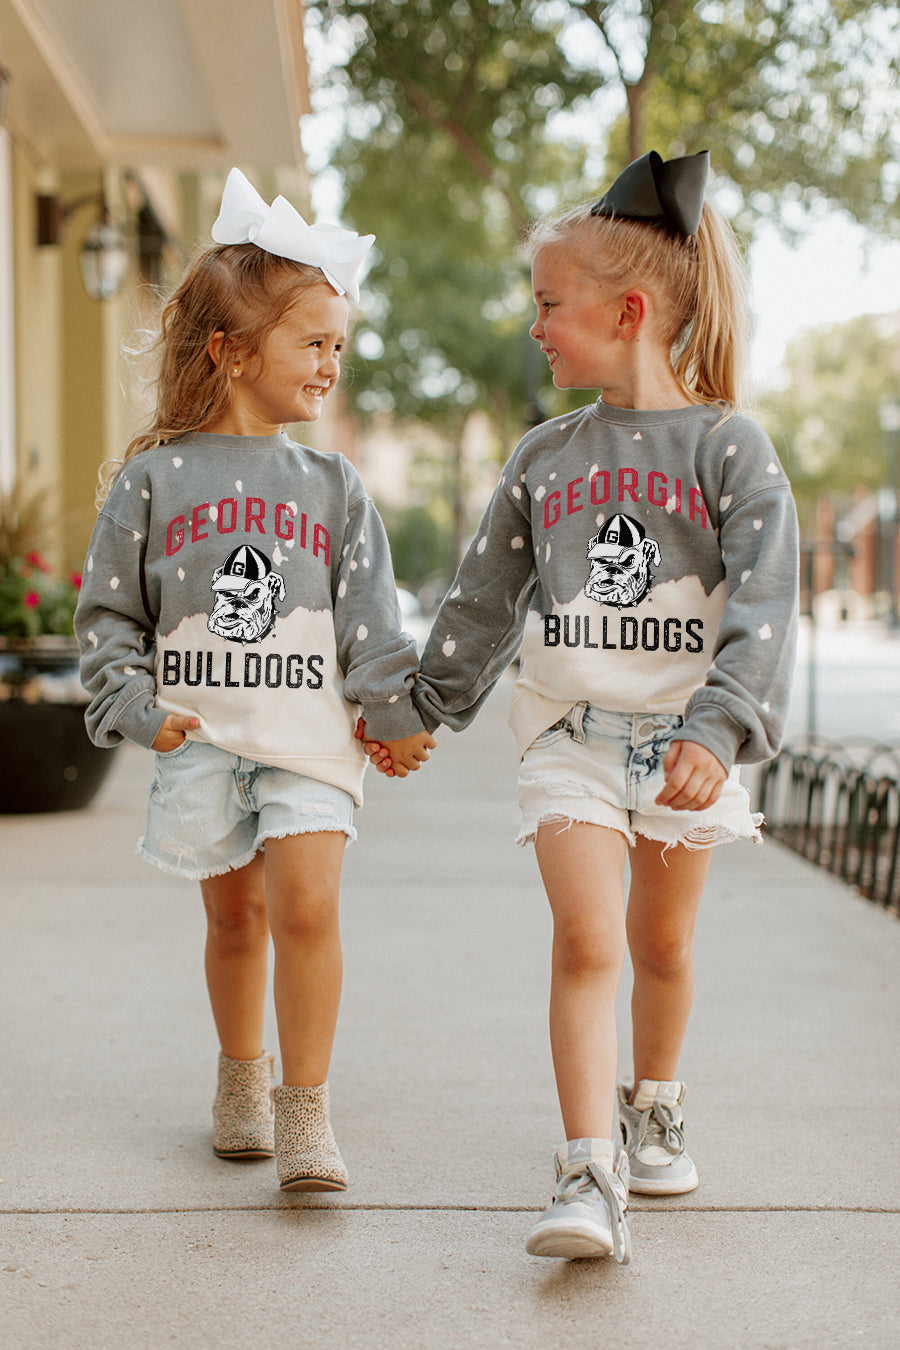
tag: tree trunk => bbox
[625,77,648,161]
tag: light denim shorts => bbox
[516,702,762,850]
[139,739,356,880]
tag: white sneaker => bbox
[525,1139,632,1263]
[617,1080,699,1195]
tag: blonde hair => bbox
[101,244,335,497]
[526,199,749,410]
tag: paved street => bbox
[786,615,900,744]
[2,674,899,1349]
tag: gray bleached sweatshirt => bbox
[414,400,799,774]
[75,431,423,805]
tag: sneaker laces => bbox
[636,1100,685,1159]
[555,1157,632,1265]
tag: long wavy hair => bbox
[526,197,749,411]
[100,244,333,497]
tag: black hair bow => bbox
[590,150,709,238]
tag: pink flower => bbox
[24,591,41,608]
[26,551,49,572]
[70,572,83,590]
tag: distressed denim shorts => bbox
[516,702,763,850]
[139,739,356,880]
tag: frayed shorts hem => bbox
[515,808,764,851]
[139,740,357,881]
[137,821,357,882]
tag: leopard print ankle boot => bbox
[273,1082,349,1192]
[212,1051,275,1159]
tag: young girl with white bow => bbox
[367,150,798,1262]
[76,169,435,1192]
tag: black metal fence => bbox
[757,742,900,917]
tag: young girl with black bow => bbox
[368,150,798,1262]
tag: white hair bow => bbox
[211,168,375,303]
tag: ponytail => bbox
[672,203,749,409]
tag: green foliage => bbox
[308,0,595,429]
[311,0,596,225]
[380,501,455,590]
[310,0,899,437]
[759,314,900,520]
[592,0,900,238]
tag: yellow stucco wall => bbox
[59,171,108,567]
[11,146,64,561]
[11,160,147,570]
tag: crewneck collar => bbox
[181,430,294,452]
[590,398,722,428]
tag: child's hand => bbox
[354,719,435,778]
[355,718,392,773]
[367,742,394,774]
[656,740,726,812]
[152,713,199,753]
[379,730,436,777]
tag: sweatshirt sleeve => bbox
[334,488,425,742]
[414,474,537,732]
[75,502,169,751]
[680,480,799,771]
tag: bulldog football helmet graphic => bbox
[585,514,661,608]
[208,545,286,643]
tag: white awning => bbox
[0,0,309,170]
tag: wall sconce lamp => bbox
[36,191,130,301]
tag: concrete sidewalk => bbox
[2,676,898,1349]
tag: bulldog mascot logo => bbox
[585,514,661,609]
[208,545,286,644]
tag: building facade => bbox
[0,0,311,569]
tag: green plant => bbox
[0,490,81,639]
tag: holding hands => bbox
[354,719,435,778]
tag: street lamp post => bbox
[800,528,854,745]
[879,400,900,631]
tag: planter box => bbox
[0,637,118,813]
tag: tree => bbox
[307,0,594,431]
[308,0,900,426]
[760,311,900,525]
[306,0,598,563]
[573,0,900,238]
